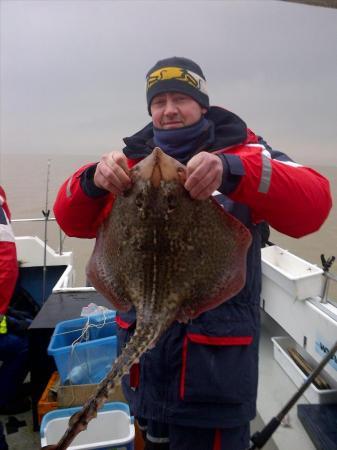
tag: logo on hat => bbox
[147,66,208,95]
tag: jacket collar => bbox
[123,106,247,161]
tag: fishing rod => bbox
[248,340,337,449]
[42,159,51,303]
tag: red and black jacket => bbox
[0,187,19,316]
[53,107,332,428]
[54,107,331,240]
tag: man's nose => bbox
[164,99,178,115]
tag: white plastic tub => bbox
[40,402,135,450]
[261,246,323,300]
[272,336,337,404]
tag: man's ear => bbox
[201,107,207,114]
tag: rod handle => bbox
[249,417,280,449]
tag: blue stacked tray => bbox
[48,311,117,385]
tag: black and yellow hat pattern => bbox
[146,57,209,114]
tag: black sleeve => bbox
[80,163,109,198]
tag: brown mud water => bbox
[41,148,252,450]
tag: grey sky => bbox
[1,0,337,166]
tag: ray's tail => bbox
[42,326,157,450]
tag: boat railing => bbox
[12,216,66,255]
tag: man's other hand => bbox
[94,151,131,195]
[185,152,223,200]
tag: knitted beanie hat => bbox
[146,56,209,114]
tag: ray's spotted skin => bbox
[41,148,252,450]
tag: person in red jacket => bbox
[54,57,332,450]
[0,186,30,417]
[0,186,18,316]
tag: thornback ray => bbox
[41,147,252,450]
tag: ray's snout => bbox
[132,147,186,187]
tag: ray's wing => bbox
[178,198,252,320]
[86,220,132,312]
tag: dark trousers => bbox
[138,418,250,450]
[0,332,29,406]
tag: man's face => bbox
[150,92,207,129]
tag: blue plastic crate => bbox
[48,311,117,385]
[40,402,135,450]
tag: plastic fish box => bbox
[272,336,337,404]
[261,246,323,300]
[48,311,117,385]
[40,402,135,450]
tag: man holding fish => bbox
[54,57,332,450]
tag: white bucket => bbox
[40,402,135,450]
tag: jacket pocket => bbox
[180,332,254,404]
